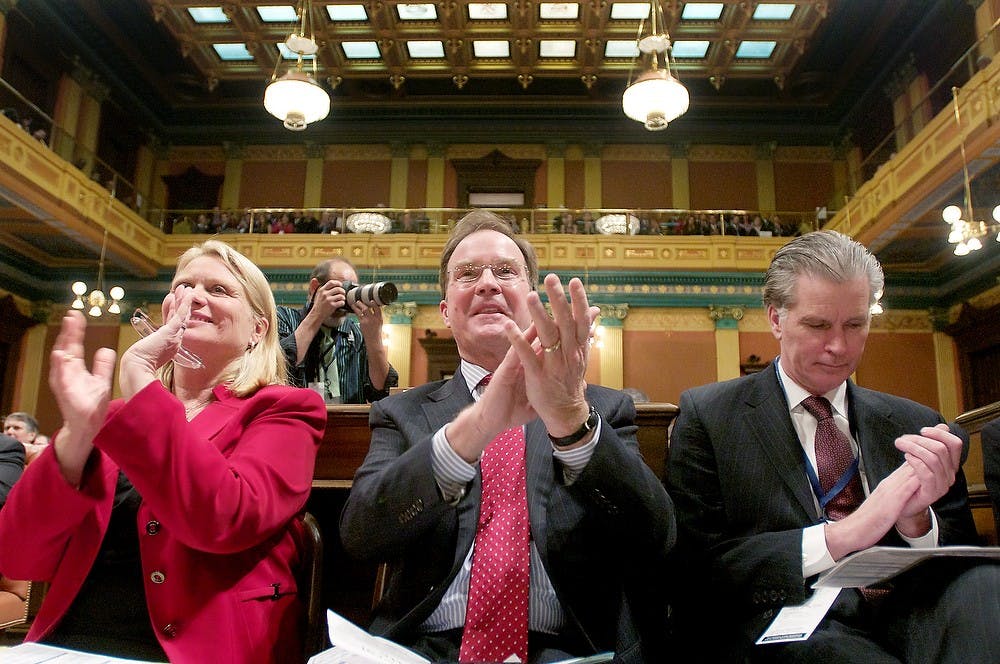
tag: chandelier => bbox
[263,0,330,131]
[941,86,1000,256]
[622,0,689,131]
[71,228,125,317]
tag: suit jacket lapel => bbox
[423,376,480,568]
[524,419,554,559]
[745,366,819,520]
[847,384,899,487]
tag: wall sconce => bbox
[71,228,125,317]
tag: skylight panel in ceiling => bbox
[407,40,446,58]
[610,3,650,20]
[473,40,511,57]
[342,41,381,59]
[539,40,576,58]
[257,6,298,22]
[681,3,724,20]
[753,4,796,20]
[327,4,368,21]
[469,3,509,19]
[213,44,253,60]
[735,40,776,58]
[672,40,709,58]
[189,7,229,23]
[604,40,639,58]
[539,3,580,20]
[397,4,438,20]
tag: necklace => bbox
[183,394,214,419]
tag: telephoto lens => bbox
[341,281,398,311]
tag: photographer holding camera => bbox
[277,257,399,404]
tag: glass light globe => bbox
[870,302,884,315]
[622,69,689,131]
[967,237,982,251]
[954,242,970,256]
[108,302,121,315]
[109,286,125,301]
[942,205,962,224]
[263,71,330,131]
[947,228,963,244]
[88,305,102,317]
[993,205,1000,223]
[72,281,88,296]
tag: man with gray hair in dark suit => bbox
[668,230,1000,663]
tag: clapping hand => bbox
[49,310,117,487]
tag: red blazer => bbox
[0,381,325,663]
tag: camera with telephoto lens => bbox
[338,281,398,312]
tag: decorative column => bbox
[303,142,325,209]
[596,303,628,390]
[221,142,245,210]
[709,305,744,381]
[931,309,961,420]
[583,142,602,210]
[883,55,918,151]
[754,142,776,214]
[383,302,418,388]
[546,142,566,209]
[52,73,83,161]
[132,139,156,216]
[670,143,690,210]
[69,64,109,176]
[389,142,410,210]
[425,143,446,231]
[971,0,998,63]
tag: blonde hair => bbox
[158,240,287,396]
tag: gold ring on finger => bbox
[543,340,561,353]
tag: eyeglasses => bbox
[448,261,525,286]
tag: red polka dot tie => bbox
[459,377,529,663]
[802,395,863,521]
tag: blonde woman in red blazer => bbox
[0,240,326,663]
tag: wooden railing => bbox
[956,400,1000,545]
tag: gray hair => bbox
[4,411,38,434]
[763,230,884,312]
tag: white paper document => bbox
[755,586,840,645]
[813,545,1000,589]
[1,642,159,663]
[308,609,612,664]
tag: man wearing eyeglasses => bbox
[341,209,675,664]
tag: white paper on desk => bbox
[1,642,158,663]
[755,586,840,645]
[308,609,431,664]
[813,545,1000,589]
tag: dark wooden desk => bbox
[315,402,679,486]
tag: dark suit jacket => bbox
[0,434,25,507]
[983,417,1000,537]
[340,375,676,663]
[666,363,979,658]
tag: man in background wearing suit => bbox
[0,433,24,506]
[668,230,1000,663]
[341,210,675,663]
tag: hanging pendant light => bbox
[622,1,689,131]
[70,228,125,317]
[263,0,330,131]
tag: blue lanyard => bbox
[774,358,861,510]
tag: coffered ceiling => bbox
[1,0,999,311]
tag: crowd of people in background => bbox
[163,206,816,237]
